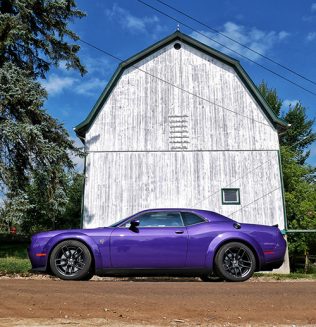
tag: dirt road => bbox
[0,278,316,326]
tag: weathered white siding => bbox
[84,151,284,229]
[83,40,284,230]
[86,43,278,152]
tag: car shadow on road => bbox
[92,277,224,283]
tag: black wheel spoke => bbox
[236,248,244,257]
[73,247,83,259]
[240,261,251,268]
[61,246,70,258]
[242,259,251,263]
[75,261,85,270]
[55,259,66,266]
[225,249,235,257]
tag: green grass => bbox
[0,242,31,274]
[0,257,31,274]
[254,272,316,280]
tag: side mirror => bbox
[130,219,140,228]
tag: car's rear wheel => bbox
[215,242,256,282]
[50,240,93,280]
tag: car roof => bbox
[135,208,234,223]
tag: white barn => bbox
[75,32,289,238]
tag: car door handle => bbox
[175,231,184,234]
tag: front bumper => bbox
[27,238,50,272]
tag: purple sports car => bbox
[28,209,286,282]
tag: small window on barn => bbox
[222,188,240,205]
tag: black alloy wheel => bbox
[50,240,93,280]
[215,242,256,282]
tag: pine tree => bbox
[0,0,86,232]
[0,0,86,77]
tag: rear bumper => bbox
[260,233,287,271]
[260,258,284,271]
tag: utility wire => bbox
[78,38,296,218]
[229,187,280,217]
[79,28,312,223]
[191,156,274,208]
[137,0,316,97]
[154,0,316,87]
[78,38,285,217]
[79,39,289,222]
[191,137,309,215]
[79,38,271,127]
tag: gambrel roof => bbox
[74,31,289,139]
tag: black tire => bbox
[200,272,223,282]
[214,242,256,282]
[49,240,93,281]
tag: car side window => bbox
[181,212,206,226]
[123,212,184,228]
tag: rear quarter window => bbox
[181,212,206,226]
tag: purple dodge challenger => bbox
[28,209,286,282]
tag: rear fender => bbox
[43,233,103,271]
[205,232,264,270]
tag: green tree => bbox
[0,62,82,232]
[280,103,316,164]
[0,0,86,77]
[20,172,83,234]
[258,81,316,265]
[59,173,84,229]
[258,81,282,116]
[0,0,86,232]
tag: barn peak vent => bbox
[168,115,190,151]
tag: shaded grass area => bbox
[0,242,29,259]
[0,241,31,274]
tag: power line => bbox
[78,38,288,224]
[153,0,316,87]
[77,38,294,219]
[229,187,280,217]
[191,157,274,208]
[137,0,316,97]
[79,38,271,127]
[191,137,309,215]
[78,39,286,217]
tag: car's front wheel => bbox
[50,240,93,280]
[215,242,256,282]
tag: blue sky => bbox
[41,0,316,169]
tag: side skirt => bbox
[95,268,211,277]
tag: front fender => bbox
[205,232,264,271]
[43,232,103,271]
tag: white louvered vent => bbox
[168,115,190,150]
